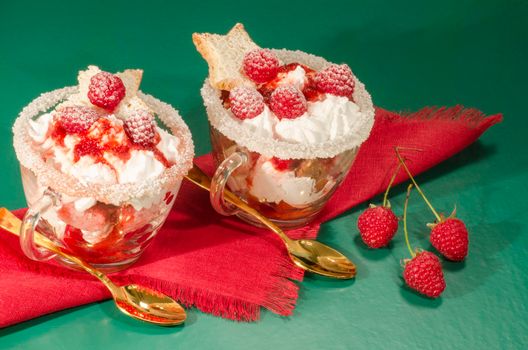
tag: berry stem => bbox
[395,147,442,222]
[382,163,402,207]
[403,184,416,258]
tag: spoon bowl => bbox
[289,239,356,279]
[115,285,187,326]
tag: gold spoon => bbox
[0,208,186,326]
[185,165,356,279]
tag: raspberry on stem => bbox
[357,205,399,248]
[430,217,469,261]
[357,163,401,248]
[396,147,469,261]
[402,184,446,298]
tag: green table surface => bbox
[1,0,527,348]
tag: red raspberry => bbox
[88,71,126,111]
[315,64,355,97]
[403,251,446,298]
[269,85,307,120]
[270,157,293,171]
[55,106,100,134]
[229,87,265,120]
[243,49,280,83]
[430,218,469,261]
[357,205,399,248]
[124,109,157,147]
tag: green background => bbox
[1,0,527,348]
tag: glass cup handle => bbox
[210,151,248,216]
[20,189,59,261]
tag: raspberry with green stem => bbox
[357,163,401,248]
[402,183,446,298]
[395,147,469,261]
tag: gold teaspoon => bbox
[185,165,356,279]
[0,208,186,326]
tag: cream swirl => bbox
[231,66,366,145]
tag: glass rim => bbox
[13,86,195,206]
[201,49,375,160]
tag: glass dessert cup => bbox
[209,126,358,228]
[13,87,194,272]
[201,49,375,229]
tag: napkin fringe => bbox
[140,277,261,321]
[399,105,503,127]
[123,258,303,322]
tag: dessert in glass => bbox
[193,24,375,229]
[13,66,194,272]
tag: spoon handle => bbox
[185,165,293,244]
[0,208,117,290]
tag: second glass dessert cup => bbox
[13,87,194,272]
[201,49,375,229]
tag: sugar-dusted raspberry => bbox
[229,87,265,120]
[55,106,101,134]
[124,109,157,147]
[315,64,355,97]
[88,71,126,111]
[269,85,307,119]
[243,49,280,84]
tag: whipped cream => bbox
[276,95,363,144]
[231,66,365,145]
[249,158,332,207]
[276,65,307,90]
[29,112,180,211]
[240,106,278,139]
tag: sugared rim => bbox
[201,49,375,159]
[13,86,195,205]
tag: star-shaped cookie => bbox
[192,23,260,90]
[58,65,151,117]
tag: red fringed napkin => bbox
[0,106,501,327]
